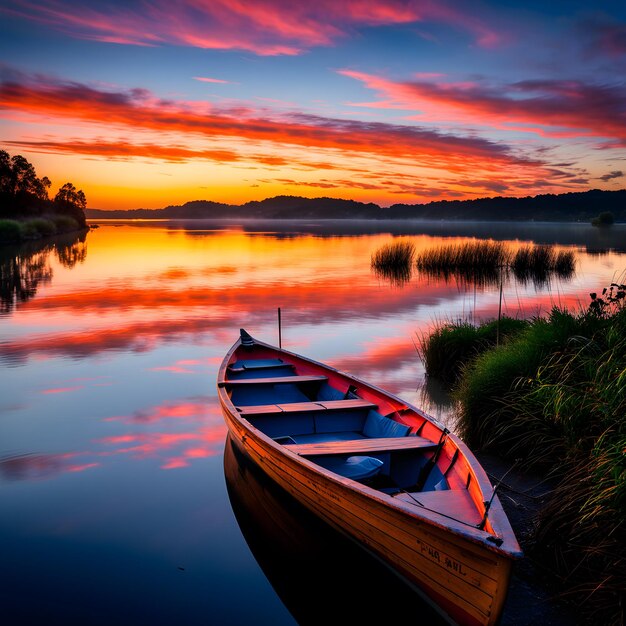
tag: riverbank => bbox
[476,452,579,625]
[0,216,87,244]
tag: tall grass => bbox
[448,300,625,623]
[511,244,575,284]
[414,240,576,286]
[415,240,511,270]
[371,240,416,285]
[419,316,528,385]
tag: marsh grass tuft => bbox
[415,240,510,286]
[371,239,416,285]
[418,316,528,385]
[511,245,576,284]
[414,240,576,286]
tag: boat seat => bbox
[218,375,327,387]
[393,489,482,526]
[285,435,438,456]
[236,398,376,416]
[363,410,411,438]
[286,431,366,444]
[228,358,293,372]
[318,456,384,481]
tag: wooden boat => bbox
[218,329,522,626]
[224,434,447,625]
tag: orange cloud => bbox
[5,139,242,163]
[0,69,540,171]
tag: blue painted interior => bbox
[229,365,296,379]
[230,358,286,369]
[312,452,391,475]
[230,383,311,405]
[250,413,315,438]
[290,431,365,444]
[316,383,345,401]
[230,364,449,491]
[315,456,384,480]
[362,411,411,438]
[315,410,366,433]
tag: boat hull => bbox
[221,399,514,626]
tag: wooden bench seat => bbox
[285,435,438,456]
[237,398,376,416]
[219,375,327,388]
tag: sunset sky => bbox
[1,0,625,209]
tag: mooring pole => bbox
[278,307,282,348]
[497,266,503,347]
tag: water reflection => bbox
[0,452,99,480]
[224,435,445,626]
[372,264,413,286]
[1,222,625,625]
[0,232,87,314]
[139,218,626,251]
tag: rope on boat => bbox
[477,459,519,530]
[397,487,490,532]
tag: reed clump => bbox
[416,241,511,274]
[418,316,528,385]
[511,244,575,283]
[414,241,576,286]
[443,290,626,623]
[371,240,416,285]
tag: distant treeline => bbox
[86,189,626,222]
[0,150,87,227]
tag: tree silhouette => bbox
[0,150,88,228]
[54,182,87,210]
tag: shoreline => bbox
[0,217,88,246]
[475,452,580,625]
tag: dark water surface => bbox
[1,221,625,624]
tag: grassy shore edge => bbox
[420,299,625,624]
[0,215,87,244]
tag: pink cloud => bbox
[1,1,503,55]
[341,70,626,145]
[193,76,233,84]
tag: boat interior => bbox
[221,352,487,529]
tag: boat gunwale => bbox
[217,334,522,559]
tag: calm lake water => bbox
[1,220,625,625]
